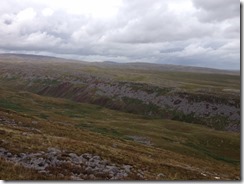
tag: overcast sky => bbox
[0,0,240,69]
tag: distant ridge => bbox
[102,61,118,64]
[99,61,239,75]
[0,53,59,59]
[0,53,239,75]
[0,53,83,63]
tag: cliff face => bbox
[36,80,240,132]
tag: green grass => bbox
[0,86,239,165]
[0,99,30,113]
[83,67,240,91]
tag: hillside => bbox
[0,54,240,180]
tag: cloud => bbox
[192,0,240,22]
[0,0,240,70]
[16,7,36,21]
[42,8,54,17]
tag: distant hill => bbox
[97,61,239,75]
[0,53,239,75]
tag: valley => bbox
[0,54,240,180]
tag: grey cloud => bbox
[0,0,240,70]
[3,18,13,25]
[160,48,184,54]
[104,1,214,43]
[193,0,240,22]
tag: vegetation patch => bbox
[0,99,29,113]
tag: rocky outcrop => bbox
[37,81,240,132]
[127,135,153,146]
[0,147,136,180]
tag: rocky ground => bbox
[0,147,138,180]
[0,113,150,180]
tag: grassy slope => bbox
[0,85,240,180]
[78,65,240,91]
[0,59,240,180]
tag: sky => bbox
[0,0,240,70]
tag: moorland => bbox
[0,53,240,180]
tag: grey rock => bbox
[137,173,144,178]
[123,165,132,172]
[106,166,119,174]
[38,170,49,175]
[0,147,133,180]
[157,173,165,178]
[92,155,100,160]
[6,152,12,157]
[123,173,128,178]
[20,153,27,158]
[99,160,109,166]
[68,153,77,158]
[69,153,82,164]
[31,121,38,124]
[70,175,83,180]
[85,166,93,174]
[82,153,92,160]
[47,147,61,155]
[0,148,7,154]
